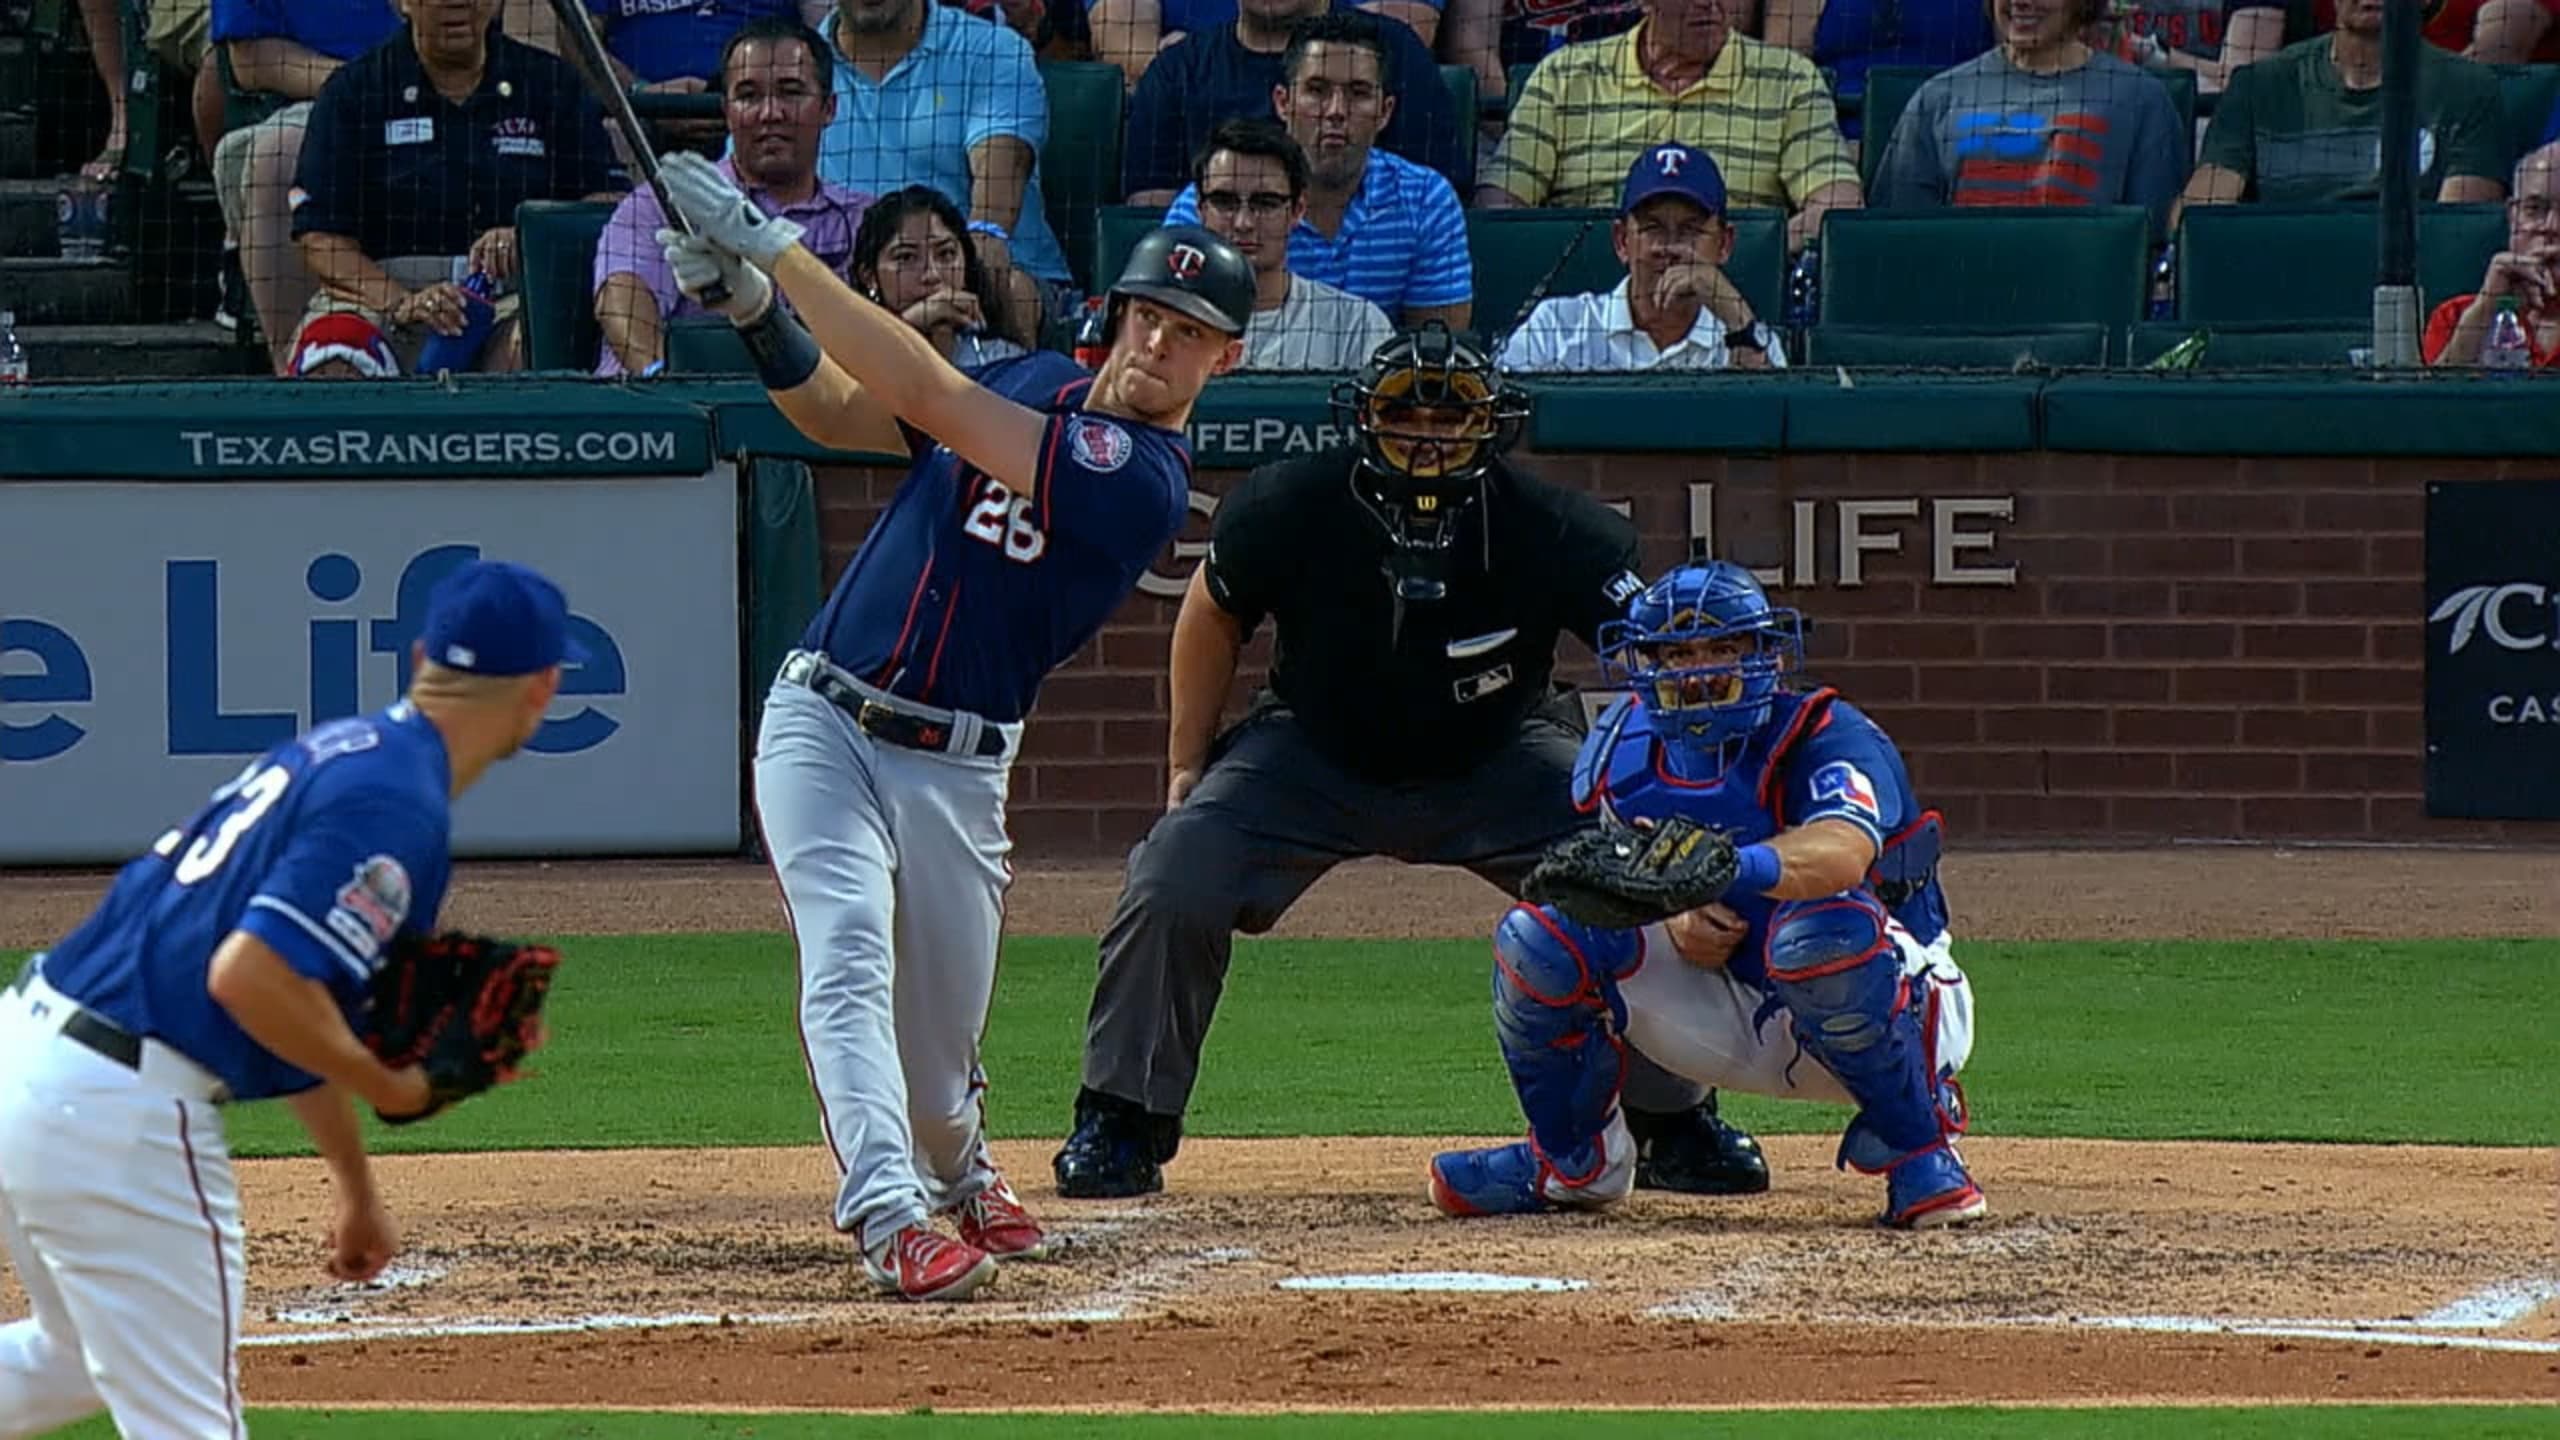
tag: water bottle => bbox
[2481,296,2533,371]
[2147,242,2177,322]
[55,174,107,262]
[1072,295,1110,370]
[1784,247,1820,329]
[0,310,28,384]
[413,268,499,375]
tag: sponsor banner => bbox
[1,470,742,862]
[2423,479,2560,820]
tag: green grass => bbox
[48,1406,2560,1439]
[9,936,2553,1158]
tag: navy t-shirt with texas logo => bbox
[805,351,1196,724]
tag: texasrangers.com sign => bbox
[2423,479,2560,820]
[0,470,742,862]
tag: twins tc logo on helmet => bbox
[1808,760,1882,825]
[1166,244,1207,281]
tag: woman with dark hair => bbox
[851,185,1033,366]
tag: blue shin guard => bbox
[1765,893,1984,1228]
[1431,905,1639,1215]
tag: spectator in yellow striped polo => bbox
[1475,0,1862,251]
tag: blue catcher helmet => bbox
[1598,561,1806,760]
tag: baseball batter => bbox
[1428,561,1988,1229]
[652,151,1255,1302]
[0,561,576,1436]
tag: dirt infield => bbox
[4,848,2557,1413]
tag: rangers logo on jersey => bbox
[1808,760,1882,824]
[1068,417,1133,473]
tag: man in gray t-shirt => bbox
[1187,117,1396,371]
[1872,4,2189,237]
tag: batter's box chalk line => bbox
[1276,1273,1589,1294]
[2001,1271,2560,1356]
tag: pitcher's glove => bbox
[1522,816,1742,930]
[361,932,562,1127]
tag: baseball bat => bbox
[541,0,729,307]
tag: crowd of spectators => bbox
[64,0,2560,378]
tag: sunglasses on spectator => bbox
[1201,190,1295,218]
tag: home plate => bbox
[1277,1272,1588,1294]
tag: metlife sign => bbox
[2423,479,2560,820]
[1,471,741,862]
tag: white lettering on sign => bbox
[1686,484,2018,588]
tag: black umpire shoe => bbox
[1626,1095,1772,1195]
[1053,1087,1182,1199]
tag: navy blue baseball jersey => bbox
[805,351,1195,723]
[36,703,454,1102]
[1570,687,1950,978]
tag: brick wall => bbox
[812,450,2542,856]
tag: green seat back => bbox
[1466,207,1624,343]
[1440,63,1479,192]
[665,314,753,373]
[1038,60,1124,294]
[514,199,619,372]
[1807,323,2111,368]
[1859,64,1942,188]
[1819,206,2151,327]
[2122,320,2372,368]
[1505,60,1537,116]
[1722,207,1788,328]
[2147,64,2198,143]
[2495,63,2560,167]
[1092,203,1168,299]
[2176,202,2511,323]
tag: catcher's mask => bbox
[1599,561,1804,774]
[1328,321,1531,601]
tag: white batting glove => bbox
[657,228,774,325]
[656,150,804,270]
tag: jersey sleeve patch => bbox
[1807,760,1883,828]
[1066,417,1133,473]
[326,853,412,963]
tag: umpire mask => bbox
[1330,321,1531,602]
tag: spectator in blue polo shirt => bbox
[1121,0,1462,204]
[209,0,405,366]
[812,0,1075,339]
[289,0,629,374]
[1164,10,1471,329]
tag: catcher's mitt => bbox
[1522,816,1742,930]
[361,931,561,1126]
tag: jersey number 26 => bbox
[961,477,1048,564]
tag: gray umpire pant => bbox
[1077,692,1712,1123]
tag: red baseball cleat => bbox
[956,1176,1056,1260]
[863,1224,997,1302]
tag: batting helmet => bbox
[1598,561,1805,757]
[1108,224,1255,337]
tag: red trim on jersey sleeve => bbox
[1757,687,1840,824]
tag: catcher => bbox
[0,560,564,1437]
[1428,560,1986,1230]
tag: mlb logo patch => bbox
[1068,417,1133,473]
[1809,760,1881,823]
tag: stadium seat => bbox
[2175,202,2510,324]
[1038,60,1125,295]
[665,314,753,374]
[1858,64,1941,188]
[1467,207,1625,344]
[1817,206,2152,328]
[515,199,619,372]
[2494,63,2560,166]
[1807,322,2110,368]
[2122,320,2372,368]
[1092,203,1168,298]
[1440,63,1479,193]
[2146,64,2199,143]
[1723,208,1788,329]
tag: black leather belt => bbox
[786,656,1008,759]
[9,967,144,1071]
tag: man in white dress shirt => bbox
[1497,142,1786,374]
[1189,117,1396,372]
